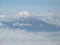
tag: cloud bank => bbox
[0,12,60,26]
[38,12,60,26]
[0,11,60,45]
[0,27,60,45]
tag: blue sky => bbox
[0,0,60,15]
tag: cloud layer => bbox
[0,12,60,29]
[0,12,60,26]
[0,11,60,45]
[0,27,60,45]
[37,13,60,26]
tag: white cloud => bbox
[18,11,29,16]
[0,15,5,18]
[39,13,54,17]
[0,27,60,45]
[0,12,60,45]
[38,13,60,26]
[13,23,32,27]
[0,23,6,27]
[0,15,14,22]
[12,11,32,22]
[15,11,31,19]
[0,12,60,26]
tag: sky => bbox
[0,0,60,15]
